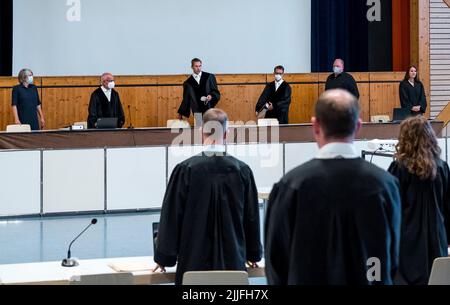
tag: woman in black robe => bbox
[388,116,450,285]
[399,66,427,115]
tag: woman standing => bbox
[11,69,45,130]
[388,116,450,285]
[399,66,427,116]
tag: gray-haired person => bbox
[12,69,45,130]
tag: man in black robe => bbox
[153,109,262,285]
[255,65,292,124]
[177,58,221,121]
[325,59,360,99]
[265,89,401,285]
[87,72,125,129]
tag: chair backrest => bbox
[69,272,134,285]
[257,119,279,127]
[167,120,190,128]
[6,124,31,133]
[182,271,249,285]
[429,257,450,285]
[371,115,390,123]
[73,121,88,129]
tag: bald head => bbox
[202,109,229,144]
[315,89,360,140]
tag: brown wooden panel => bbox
[41,87,93,130]
[369,82,401,119]
[116,86,158,128]
[217,74,266,84]
[219,84,265,124]
[0,73,412,130]
[156,85,185,127]
[289,84,318,124]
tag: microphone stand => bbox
[61,219,97,267]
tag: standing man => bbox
[87,72,125,129]
[154,109,262,285]
[255,65,292,124]
[325,59,360,99]
[265,89,401,285]
[177,58,221,120]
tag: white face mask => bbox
[333,67,343,75]
[275,74,283,82]
[27,75,34,84]
[107,81,115,89]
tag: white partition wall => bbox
[227,144,284,190]
[285,143,319,174]
[0,151,41,216]
[106,147,166,210]
[167,146,204,179]
[43,149,105,214]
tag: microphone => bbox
[61,218,98,267]
[127,105,134,129]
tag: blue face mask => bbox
[27,75,34,84]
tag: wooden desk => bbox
[0,122,443,150]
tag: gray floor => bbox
[0,210,267,284]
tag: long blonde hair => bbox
[396,116,441,180]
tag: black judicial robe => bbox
[265,158,401,285]
[399,80,427,115]
[154,153,262,285]
[388,160,450,285]
[325,72,360,99]
[178,72,221,118]
[87,88,125,129]
[255,81,292,124]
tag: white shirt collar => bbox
[101,85,111,93]
[203,144,226,153]
[316,143,359,159]
[193,71,202,80]
[275,79,284,91]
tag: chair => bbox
[428,257,450,285]
[370,115,390,123]
[167,120,190,128]
[182,271,249,285]
[69,272,134,285]
[73,121,88,129]
[257,119,279,127]
[6,124,31,133]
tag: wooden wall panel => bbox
[0,73,409,131]
[369,72,405,118]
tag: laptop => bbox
[96,117,118,129]
[392,108,411,122]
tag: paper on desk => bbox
[108,261,153,272]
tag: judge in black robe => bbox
[399,67,427,115]
[255,66,292,124]
[265,89,401,285]
[87,73,125,129]
[154,109,262,285]
[388,160,450,285]
[178,59,221,118]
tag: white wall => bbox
[13,0,311,76]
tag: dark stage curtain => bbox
[312,0,393,72]
[0,0,13,76]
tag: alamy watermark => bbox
[66,0,81,22]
